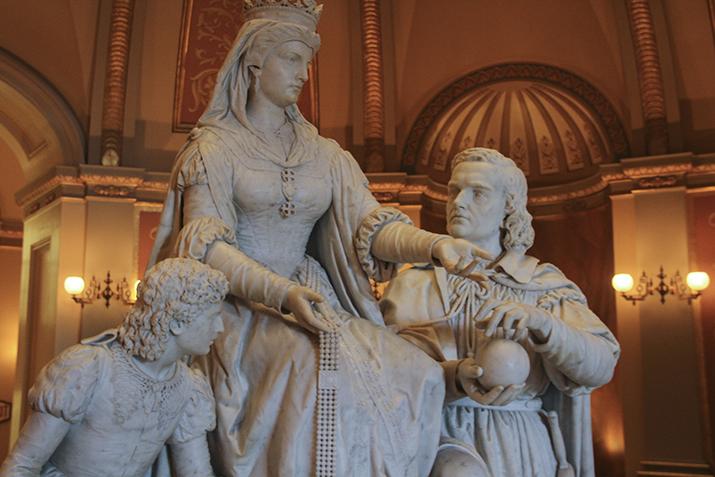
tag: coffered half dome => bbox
[403,64,629,188]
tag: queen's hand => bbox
[432,237,493,283]
[283,286,332,334]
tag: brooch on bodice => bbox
[280,168,297,218]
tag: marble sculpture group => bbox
[0,1,619,476]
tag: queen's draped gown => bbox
[149,115,444,476]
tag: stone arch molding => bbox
[0,49,85,184]
[402,63,630,187]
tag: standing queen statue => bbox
[148,1,492,476]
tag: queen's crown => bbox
[243,0,323,30]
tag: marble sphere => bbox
[476,339,530,389]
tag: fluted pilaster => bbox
[100,0,135,166]
[626,0,668,154]
[360,0,385,171]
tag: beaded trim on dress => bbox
[302,259,340,476]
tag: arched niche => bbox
[402,63,629,189]
[0,48,85,187]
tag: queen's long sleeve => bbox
[370,220,448,269]
[175,214,298,312]
[346,171,447,281]
[204,240,296,310]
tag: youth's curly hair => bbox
[117,258,229,361]
[451,147,535,252]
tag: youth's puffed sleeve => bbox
[0,346,105,476]
[168,368,216,445]
[28,344,107,424]
[532,287,620,395]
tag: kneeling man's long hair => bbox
[117,258,228,361]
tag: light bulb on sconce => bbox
[64,276,95,308]
[63,276,85,296]
[611,274,634,293]
[611,271,652,305]
[613,267,709,305]
[686,272,710,292]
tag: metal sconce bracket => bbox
[69,271,136,308]
[619,266,705,305]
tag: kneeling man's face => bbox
[173,302,225,356]
[446,161,507,244]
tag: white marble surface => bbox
[1,258,228,477]
[382,148,620,477]
[145,2,494,476]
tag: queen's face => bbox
[446,161,507,245]
[257,40,313,108]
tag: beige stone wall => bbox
[0,0,100,129]
[661,0,715,153]
[0,246,21,460]
[611,185,713,476]
[9,199,85,445]
[315,0,353,149]
[124,0,186,171]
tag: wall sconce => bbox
[612,266,710,305]
[64,272,139,308]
